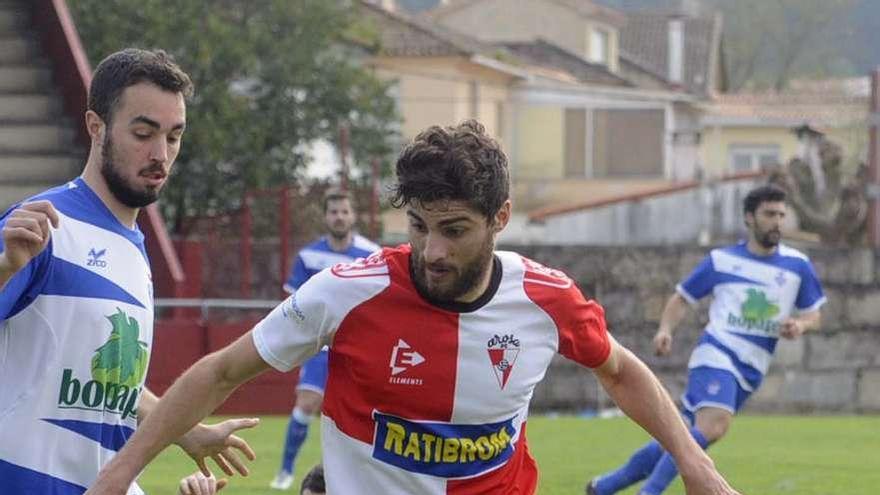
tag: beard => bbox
[100,133,163,208]
[328,222,352,241]
[756,227,781,249]
[411,233,495,303]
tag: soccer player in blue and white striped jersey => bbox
[589,184,825,495]
[0,48,255,494]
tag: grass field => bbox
[140,414,879,494]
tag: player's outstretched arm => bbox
[137,388,258,477]
[0,200,59,289]
[592,337,740,495]
[85,331,270,495]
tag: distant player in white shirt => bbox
[87,120,740,495]
[270,189,379,490]
[0,48,255,494]
[589,185,825,495]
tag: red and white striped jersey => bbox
[253,245,610,494]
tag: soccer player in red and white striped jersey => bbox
[87,120,739,495]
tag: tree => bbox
[769,136,868,246]
[710,0,858,91]
[68,0,399,233]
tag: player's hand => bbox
[653,329,673,356]
[679,455,741,495]
[0,201,59,275]
[178,472,228,495]
[176,418,259,477]
[779,318,804,340]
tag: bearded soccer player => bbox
[587,185,824,495]
[86,120,740,495]
[0,49,256,494]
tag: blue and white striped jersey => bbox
[677,241,825,391]
[0,178,152,494]
[283,234,380,294]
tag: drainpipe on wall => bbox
[668,17,684,89]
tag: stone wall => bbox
[509,244,880,414]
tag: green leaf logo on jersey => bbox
[727,288,782,334]
[58,308,146,419]
[741,289,780,321]
[91,308,149,388]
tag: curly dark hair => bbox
[300,464,325,494]
[390,119,509,219]
[88,48,193,125]
[743,184,786,215]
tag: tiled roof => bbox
[359,1,502,57]
[501,40,632,87]
[549,0,627,26]
[618,55,676,90]
[425,0,626,26]
[705,79,869,128]
[619,13,718,96]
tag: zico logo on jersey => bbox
[372,412,517,478]
[727,288,781,334]
[57,308,149,419]
[86,247,108,268]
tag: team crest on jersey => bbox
[487,334,520,390]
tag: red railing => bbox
[30,0,91,147]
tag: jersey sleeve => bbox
[283,255,309,294]
[521,258,611,368]
[254,268,339,372]
[0,213,52,321]
[556,288,611,368]
[795,260,826,313]
[676,254,715,305]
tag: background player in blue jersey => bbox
[270,189,379,490]
[588,185,825,495]
[0,48,256,494]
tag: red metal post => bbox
[370,157,381,240]
[240,193,253,298]
[338,123,350,191]
[869,69,880,247]
[279,187,291,296]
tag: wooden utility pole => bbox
[868,69,880,247]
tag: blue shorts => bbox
[297,349,329,395]
[680,367,752,424]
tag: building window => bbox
[564,108,587,177]
[592,109,664,178]
[728,144,780,173]
[589,27,609,65]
